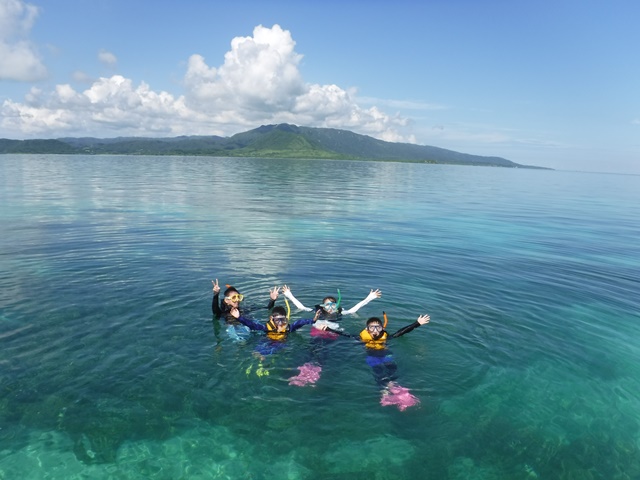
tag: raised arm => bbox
[341,289,382,315]
[282,285,313,312]
[212,279,223,316]
[267,286,280,310]
[389,314,430,339]
[289,309,324,332]
[229,307,267,331]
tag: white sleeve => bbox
[341,291,379,315]
[314,319,342,331]
[283,289,313,311]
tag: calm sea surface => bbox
[0,155,639,479]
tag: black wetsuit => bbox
[325,320,422,341]
[212,291,276,322]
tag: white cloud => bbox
[0,0,37,38]
[0,0,47,81]
[181,24,412,140]
[2,75,201,136]
[98,49,117,68]
[184,24,305,115]
[1,23,413,142]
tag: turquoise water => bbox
[0,155,639,479]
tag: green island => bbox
[0,123,548,169]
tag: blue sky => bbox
[1,0,639,174]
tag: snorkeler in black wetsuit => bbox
[211,279,279,343]
[319,312,429,410]
[211,279,278,320]
[321,312,430,387]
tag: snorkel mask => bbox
[272,314,288,326]
[366,312,388,339]
[269,300,291,333]
[224,284,244,303]
[270,301,290,332]
[320,290,341,313]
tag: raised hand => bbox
[417,314,430,325]
[270,286,280,300]
[212,279,220,294]
[282,285,291,296]
[368,289,382,300]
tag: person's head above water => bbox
[269,306,289,332]
[318,296,338,314]
[365,317,385,340]
[313,289,342,314]
[223,286,244,307]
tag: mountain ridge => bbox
[0,124,548,169]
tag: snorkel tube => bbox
[336,289,342,310]
[285,298,291,320]
[383,311,389,328]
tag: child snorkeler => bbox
[280,285,382,386]
[229,305,321,379]
[229,305,320,340]
[281,285,382,334]
[319,312,430,410]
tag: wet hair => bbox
[271,306,287,317]
[224,286,239,297]
[366,317,383,327]
[322,296,337,304]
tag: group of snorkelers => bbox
[211,279,430,411]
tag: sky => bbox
[1,0,639,174]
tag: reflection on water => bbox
[1,155,639,478]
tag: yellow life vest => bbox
[359,329,388,350]
[266,320,288,341]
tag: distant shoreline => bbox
[0,150,553,170]
[0,123,550,169]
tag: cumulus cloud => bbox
[98,49,117,68]
[0,0,47,81]
[1,75,213,137]
[1,23,412,142]
[182,25,411,139]
[185,25,304,113]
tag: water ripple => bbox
[1,155,639,478]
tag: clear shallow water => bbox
[0,155,639,479]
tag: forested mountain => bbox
[1,124,546,168]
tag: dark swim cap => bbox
[366,317,383,326]
[224,286,239,297]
